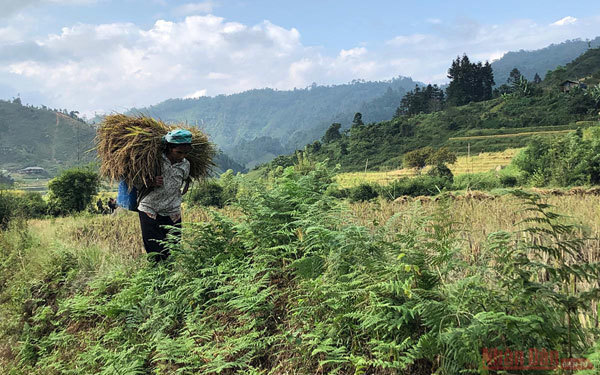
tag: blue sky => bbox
[1,0,599,115]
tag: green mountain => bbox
[263,48,600,173]
[0,99,246,176]
[132,77,419,168]
[542,46,600,87]
[0,99,96,173]
[491,37,600,85]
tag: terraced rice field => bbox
[448,129,572,141]
[335,148,521,188]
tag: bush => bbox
[427,164,454,181]
[0,191,16,229]
[349,183,379,202]
[0,172,14,187]
[381,175,452,199]
[453,172,501,190]
[187,180,224,207]
[499,174,518,187]
[219,169,240,204]
[0,191,47,228]
[325,185,350,199]
[46,167,100,215]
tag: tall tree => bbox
[446,55,495,106]
[395,84,445,117]
[352,112,364,126]
[508,68,522,86]
[322,123,342,143]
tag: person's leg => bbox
[155,215,182,260]
[138,211,168,261]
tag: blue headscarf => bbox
[162,129,192,144]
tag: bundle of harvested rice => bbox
[96,114,216,188]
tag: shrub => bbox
[187,180,224,207]
[0,191,16,229]
[46,167,100,215]
[325,185,350,199]
[427,163,454,181]
[349,183,379,202]
[0,191,47,228]
[0,171,14,187]
[219,169,240,204]
[499,174,518,187]
[453,172,501,190]
[382,175,452,199]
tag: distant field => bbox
[449,129,572,141]
[336,148,521,188]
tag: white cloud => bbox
[0,26,23,43]
[426,18,442,24]
[339,47,366,59]
[184,89,207,98]
[173,2,214,16]
[1,12,600,115]
[382,16,600,83]
[551,16,577,26]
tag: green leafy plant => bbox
[46,166,100,214]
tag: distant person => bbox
[137,129,192,262]
[96,198,104,214]
[107,198,117,214]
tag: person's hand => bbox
[153,176,164,187]
[182,179,190,195]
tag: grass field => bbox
[449,129,573,141]
[335,148,522,188]
[2,174,600,373]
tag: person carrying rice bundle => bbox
[137,129,192,261]
[96,114,215,262]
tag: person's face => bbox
[168,144,191,163]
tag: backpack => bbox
[117,180,138,211]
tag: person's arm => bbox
[151,176,164,187]
[182,178,191,195]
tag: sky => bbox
[0,0,599,116]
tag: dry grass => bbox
[96,114,216,188]
[335,148,522,188]
[350,194,600,265]
[448,129,573,141]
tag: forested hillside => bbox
[0,99,246,175]
[0,99,96,172]
[132,77,419,168]
[263,48,600,172]
[491,36,600,84]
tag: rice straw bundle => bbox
[96,114,216,188]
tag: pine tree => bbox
[446,55,494,106]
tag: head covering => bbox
[163,129,192,144]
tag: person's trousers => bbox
[138,212,182,261]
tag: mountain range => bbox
[2,36,599,174]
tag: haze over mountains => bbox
[1,37,599,173]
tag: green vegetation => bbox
[513,128,600,186]
[135,77,419,168]
[186,169,242,208]
[542,47,600,88]
[261,47,600,174]
[0,99,96,173]
[1,164,599,374]
[0,191,47,229]
[491,36,600,84]
[46,167,100,215]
